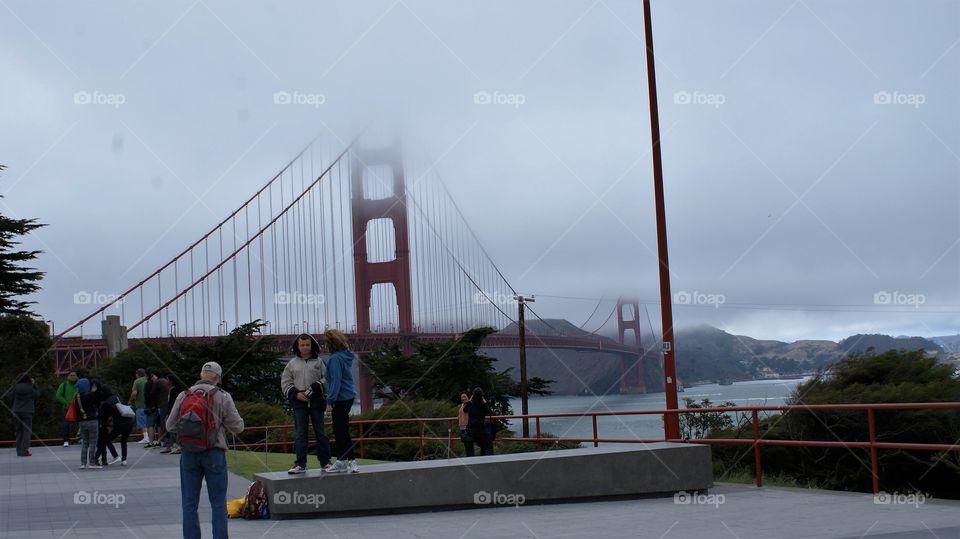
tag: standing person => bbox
[162,376,183,455]
[55,371,78,446]
[129,369,149,444]
[143,371,158,447]
[166,362,244,539]
[322,329,359,474]
[158,374,177,453]
[76,378,103,469]
[463,387,492,456]
[11,376,39,457]
[457,392,474,457]
[94,383,117,466]
[281,333,331,474]
[98,386,133,466]
[149,372,170,449]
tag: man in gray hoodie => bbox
[166,361,244,539]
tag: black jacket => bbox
[78,391,103,421]
[464,400,487,428]
[11,382,39,414]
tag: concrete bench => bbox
[257,443,713,518]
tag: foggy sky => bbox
[2,0,958,342]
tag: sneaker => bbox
[170,448,181,454]
[287,465,306,475]
[111,456,122,464]
[137,438,147,444]
[160,447,172,454]
[79,464,86,470]
[88,465,102,469]
[120,460,127,466]
[348,460,360,474]
[63,441,70,447]
[323,460,347,473]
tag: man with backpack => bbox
[166,361,244,539]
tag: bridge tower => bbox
[350,138,415,411]
[617,298,646,394]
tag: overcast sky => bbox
[2,0,958,342]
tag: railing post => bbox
[359,422,365,460]
[752,410,762,487]
[265,427,269,468]
[418,420,425,460]
[447,419,454,458]
[535,417,542,451]
[592,415,599,448]
[868,408,879,495]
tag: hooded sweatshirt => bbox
[280,334,326,402]
[325,350,357,405]
[55,379,77,408]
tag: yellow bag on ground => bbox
[227,497,246,518]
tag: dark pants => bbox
[61,413,76,443]
[95,423,111,463]
[331,399,355,461]
[292,402,331,468]
[157,405,171,446]
[180,448,228,539]
[107,421,133,461]
[465,425,491,456]
[14,412,32,456]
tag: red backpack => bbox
[176,386,219,451]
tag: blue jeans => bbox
[292,402,331,468]
[180,448,228,539]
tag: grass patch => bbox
[715,467,826,489]
[226,449,389,480]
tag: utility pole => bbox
[642,0,680,439]
[514,294,535,438]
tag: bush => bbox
[231,401,293,449]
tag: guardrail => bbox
[7,402,957,494]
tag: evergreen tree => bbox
[0,164,46,316]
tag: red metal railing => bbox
[7,402,957,494]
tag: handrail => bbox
[7,401,958,494]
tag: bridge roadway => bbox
[2,444,958,538]
[50,332,642,374]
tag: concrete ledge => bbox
[257,443,712,519]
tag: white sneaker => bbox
[348,460,360,474]
[323,460,347,473]
[137,438,148,444]
[111,456,122,465]
[88,465,102,469]
[120,460,127,466]
[63,441,69,447]
[79,464,86,470]
[287,465,306,475]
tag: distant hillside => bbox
[933,335,960,352]
[481,321,946,395]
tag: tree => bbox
[364,326,554,418]
[713,349,960,497]
[0,164,46,316]
[96,320,284,405]
[0,316,56,441]
[679,398,744,439]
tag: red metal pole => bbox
[868,409,879,494]
[752,410,762,487]
[641,0,680,439]
[592,415,599,448]
[535,417,542,451]
[418,420,425,460]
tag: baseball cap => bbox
[201,361,223,377]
